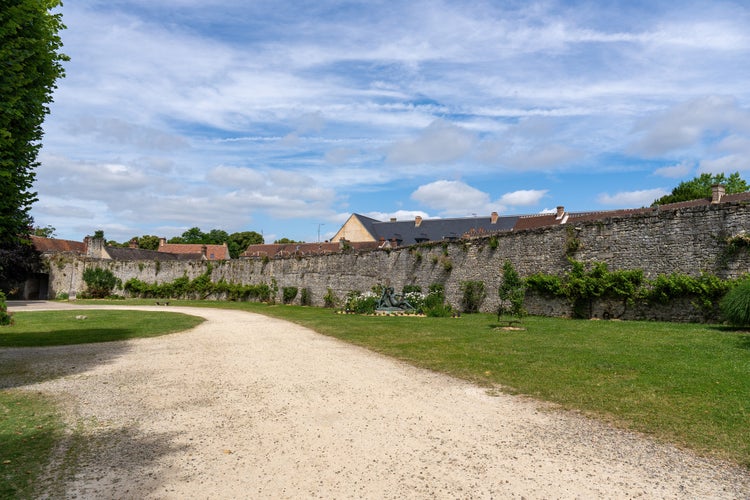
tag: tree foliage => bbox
[498,260,526,320]
[136,235,161,251]
[652,172,748,206]
[82,267,118,298]
[1,0,67,248]
[227,231,263,258]
[165,227,263,258]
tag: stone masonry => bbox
[44,201,750,321]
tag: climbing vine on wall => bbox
[526,259,734,319]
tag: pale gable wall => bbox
[331,215,377,242]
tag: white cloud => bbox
[499,189,548,206]
[386,120,476,165]
[654,161,693,178]
[629,96,750,156]
[698,155,750,174]
[597,188,668,207]
[363,210,431,222]
[411,180,493,216]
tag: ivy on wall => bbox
[526,258,735,319]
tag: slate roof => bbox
[358,214,519,245]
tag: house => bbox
[331,210,560,245]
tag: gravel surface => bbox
[4,302,750,499]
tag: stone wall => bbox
[45,201,750,320]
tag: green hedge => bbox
[124,273,271,302]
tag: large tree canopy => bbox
[652,172,749,206]
[1,0,67,284]
[1,0,67,246]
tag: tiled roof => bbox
[30,235,85,254]
[158,243,229,260]
[105,247,198,261]
[242,241,380,258]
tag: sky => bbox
[34,0,750,244]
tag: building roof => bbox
[158,242,230,260]
[353,213,519,245]
[30,235,85,254]
[105,247,199,261]
[242,241,380,258]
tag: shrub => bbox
[82,267,118,298]
[324,288,337,308]
[421,284,453,317]
[344,290,378,314]
[401,285,424,312]
[0,291,12,326]
[498,261,526,320]
[721,280,750,326]
[300,287,312,306]
[460,281,486,313]
[282,286,298,304]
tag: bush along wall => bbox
[123,272,273,302]
[525,259,736,322]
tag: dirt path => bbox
[4,303,749,498]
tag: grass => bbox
[0,308,205,497]
[0,310,205,347]
[94,299,750,466]
[0,391,60,499]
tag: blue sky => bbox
[35,0,750,243]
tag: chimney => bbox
[390,217,397,222]
[84,235,105,258]
[415,216,423,227]
[711,184,725,204]
[201,245,207,259]
[129,238,139,249]
[490,211,498,224]
[556,206,565,220]
[159,237,166,247]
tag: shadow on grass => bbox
[707,325,750,350]
[0,420,59,498]
[0,340,132,389]
[40,426,192,498]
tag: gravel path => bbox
[4,302,749,499]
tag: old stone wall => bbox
[45,201,750,320]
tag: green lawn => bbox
[0,310,205,347]
[117,299,750,466]
[0,309,204,497]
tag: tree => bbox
[227,231,264,259]
[178,227,206,244]
[652,172,748,206]
[274,237,303,244]
[1,1,67,248]
[137,235,161,251]
[32,224,56,238]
